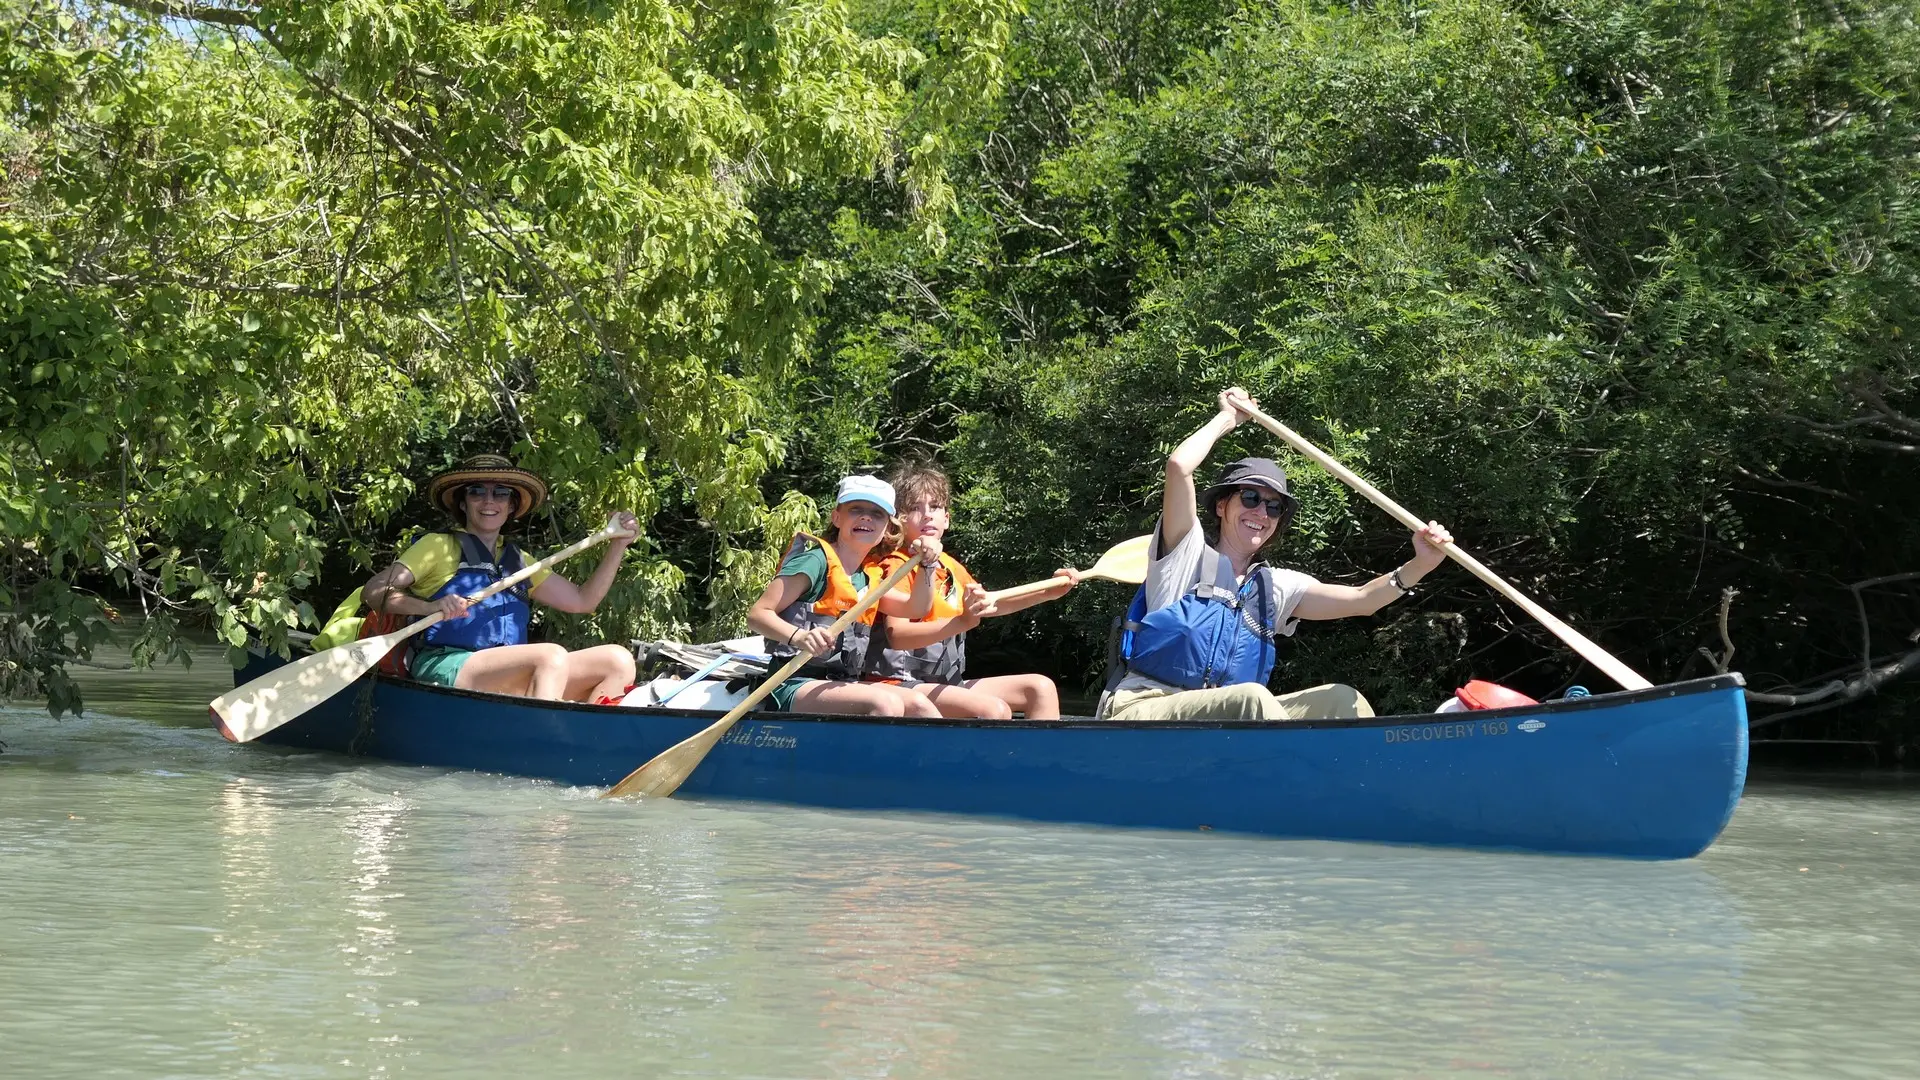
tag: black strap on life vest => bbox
[451,531,530,601]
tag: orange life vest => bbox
[766,532,888,680]
[868,551,976,684]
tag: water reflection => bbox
[4,706,1918,1079]
[804,849,982,1079]
[1109,847,1747,1077]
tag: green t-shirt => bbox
[397,533,551,598]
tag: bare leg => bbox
[789,680,943,717]
[455,642,571,700]
[917,682,1015,720]
[561,644,637,702]
[964,674,1062,720]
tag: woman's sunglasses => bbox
[465,484,518,502]
[1236,488,1288,516]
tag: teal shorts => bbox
[765,677,816,712]
[412,645,474,687]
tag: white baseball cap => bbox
[835,474,896,516]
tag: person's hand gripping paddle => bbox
[601,555,922,800]
[981,534,1152,605]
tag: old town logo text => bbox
[719,724,799,750]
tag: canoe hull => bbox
[234,656,1748,858]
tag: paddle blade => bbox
[1086,533,1152,584]
[210,630,412,742]
[603,724,733,799]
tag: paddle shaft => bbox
[602,555,922,799]
[395,525,626,641]
[983,534,1152,605]
[987,574,1092,604]
[990,576,1082,599]
[1240,404,1653,691]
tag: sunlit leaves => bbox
[0,0,1018,715]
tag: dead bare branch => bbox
[1747,645,1920,726]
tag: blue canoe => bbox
[226,654,1748,859]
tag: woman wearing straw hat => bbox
[358,454,640,702]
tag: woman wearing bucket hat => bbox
[1099,388,1452,722]
[353,454,641,703]
[744,474,946,717]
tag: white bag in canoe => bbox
[619,677,752,712]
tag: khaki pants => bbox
[1104,682,1374,722]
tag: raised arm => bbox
[1293,521,1452,621]
[527,512,638,613]
[1161,388,1257,552]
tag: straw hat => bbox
[426,454,548,519]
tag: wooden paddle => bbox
[601,554,922,800]
[983,534,1152,604]
[211,524,630,742]
[1239,402,1654,692]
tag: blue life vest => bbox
[420,532,532,651]
[1119,553,1281,690]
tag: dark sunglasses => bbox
[465,484,517,502]
[1236,488,1288,516]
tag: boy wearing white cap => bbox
[745,475,946,716]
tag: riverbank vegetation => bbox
[5,0,1916,742]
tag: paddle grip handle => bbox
[1241,405,1653,691]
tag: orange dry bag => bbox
[1454,680,1539,710]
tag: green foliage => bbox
[6,0,1917,732]
[0,0,1003,714]
[794,0,1920,719]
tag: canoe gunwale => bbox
[335,663,1745,731]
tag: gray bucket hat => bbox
[1200,457,1297,527]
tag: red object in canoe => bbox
[1455,680,1540,710]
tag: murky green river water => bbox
[3,646,1915,1078]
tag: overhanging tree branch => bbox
[1740,570,1920,726]
[105,0,257,30]
[1747,644,1920,727]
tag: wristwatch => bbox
[1389,567,1414,595]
